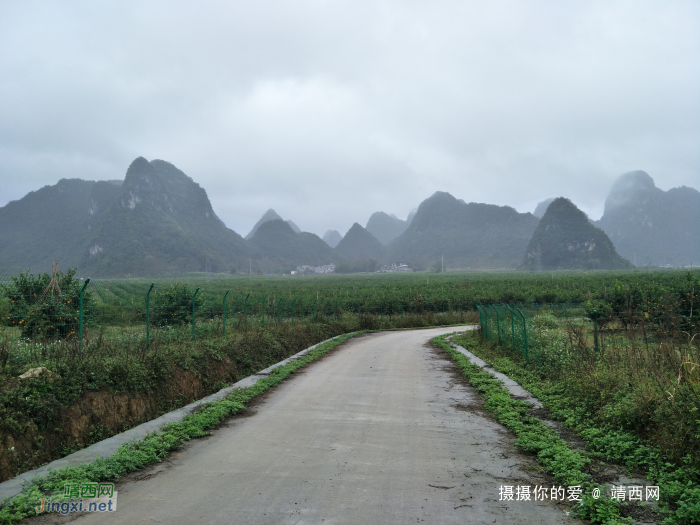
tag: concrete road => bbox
[43,326,580,524]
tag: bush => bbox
[1,269,93,340]
[584,299,613,328]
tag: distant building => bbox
[379,263,412,273]
[295,263,336,274]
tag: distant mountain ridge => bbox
[388,191,539,269]
[596,171,700,266]
[1,160,698,276]
[249,219,335,273]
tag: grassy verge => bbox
[0,331,362,524]
[448,331,700,525]
[432,332,643,525]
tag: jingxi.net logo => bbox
[35,482,117,515]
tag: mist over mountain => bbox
[365,212,410,245]
[389,191,539,270]
[80,158,249,276]
[533,198,556,218]
[597,171,700,266]
[249,219,335,273]
[322,230,342,248]
[0,178,122,274]
[523,198,631,271]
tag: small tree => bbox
[150,283,203,327]
[1,268,93,339]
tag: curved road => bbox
[47,326,579,524]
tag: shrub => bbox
[1,269,93,340]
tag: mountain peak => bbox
[365,211,409,245]
[245,209,284,239]
[322,229,342,248]
[523,197,631,270]
[336,223,384,262]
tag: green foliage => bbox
[1,269,93,339]
[150,283,204,326]
[452,331,700,525]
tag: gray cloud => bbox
[1,0,698,236]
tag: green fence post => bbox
[517,308,529,364]
[79,278,90,350]
[400,303,404,319]
[492,305,501,345]
[191,287,200,341]
[261,294,268,326]
[594,309,599,354]
[146,283,154,347]
[506,304,515,351]
[277,299,282,324]
[334,300,338,321]
[291,299,296,325]
[380,302,383,323]
[358,302,362,321]
[312,299,317,323]
[222,290,230,334]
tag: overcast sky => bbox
[1,1,698,237]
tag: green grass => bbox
[0,331,362,524]
[432,332,636,524]
[448,331,700,525]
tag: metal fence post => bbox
[291,299,296,325]
[358,302,362,321]
[335,299,338,321]
[594,309,599,354]
[517,308,529,364]
[146,283,154,347]
[191,287,200,341]
[223,290,230,334]
[506,304,515,351]
[243,293,250,327]
[79,278,90,350]
[261,294,268,326]
[312,298,317,323]
[492,305,501,345]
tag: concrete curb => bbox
[0,334,350,503]
[446,336,543,409]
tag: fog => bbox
[1,1,698,237]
